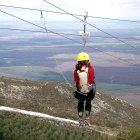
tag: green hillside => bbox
[0,111,116,140]
[0,76,140,139]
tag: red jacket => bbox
[73,63,95,85]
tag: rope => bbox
[40,14,74,89]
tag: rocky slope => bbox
[0,76,140,130]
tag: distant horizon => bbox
[0,20,140,107]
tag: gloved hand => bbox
[88,84,93,92]
[76,84,80,91]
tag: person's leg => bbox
[85,99,91,118]
[84,99,91,126]
[78,100,84,118]
[85,89,94,118]
[78,100,85,127]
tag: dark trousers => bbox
[76,89,95,117]
[78,99,91,112]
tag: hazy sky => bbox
[0,0,140,21]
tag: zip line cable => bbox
[0,27,47,33]
[89,35,140,41]
[0,28,139,65]
[40,11,74,88]
[1,4,140,24]
[40,10,47,32]
[90,48,138,65]
[0,27,140,41]
[0,9,81,45]
[0,3,139,49]
[88,16,140,23]
[0,9,139,66]
[42,0,139,51]
[1,4,140,43]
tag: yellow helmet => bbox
[77,52,90,61]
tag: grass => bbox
[0,111,116,140]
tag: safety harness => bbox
[77,67,90,93]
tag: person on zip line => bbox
[73,52,96,127]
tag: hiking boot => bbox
[84,112,90,126]
[79,119,84,127]
[84,119,90,126]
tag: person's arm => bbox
[88,66,95,84]
[73,69,79,85]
